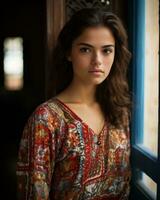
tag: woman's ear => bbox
[66,50,72,62]
[67,55,72,62]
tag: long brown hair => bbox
[47,8,131,128]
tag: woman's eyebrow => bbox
[77,42,115,48]
[102,45,115,48]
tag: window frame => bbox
[128,0,160,199]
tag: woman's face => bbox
[68,26,115,86]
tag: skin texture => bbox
[68,26,115,87]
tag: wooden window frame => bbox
[45,0,66,97]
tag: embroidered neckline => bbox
[54,97,106,136]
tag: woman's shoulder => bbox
[29,97,66,123]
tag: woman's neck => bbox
[57,79,97,105]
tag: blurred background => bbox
[0,0,159,199]
[1,0,46,199]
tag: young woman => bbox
[17,8,131,200]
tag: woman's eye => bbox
[80,47,91,53]
[103,48,113,55]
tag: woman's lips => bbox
[88,69,104,74]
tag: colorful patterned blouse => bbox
[17,98,131,200]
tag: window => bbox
[3,37,24,90]
[143,0,159,157]
[130,0,159,199]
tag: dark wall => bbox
[0,0,46,199]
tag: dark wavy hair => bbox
[47,8,132,128]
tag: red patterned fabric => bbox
[17,98,131,200]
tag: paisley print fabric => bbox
[16,98,131,200]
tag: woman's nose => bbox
[91,52,102,66]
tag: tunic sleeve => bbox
[16,104,62,200]
[122,124,131,199]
